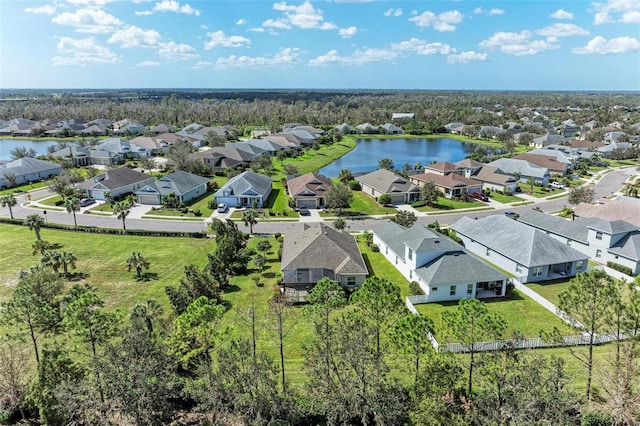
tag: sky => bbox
[1,0,639,91]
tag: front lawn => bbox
[0,178,56,196]
[415,289,574,340]
[414,197,487,212]
[489,192,525,203]
[319,191,397,217]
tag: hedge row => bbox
[606,261,632,276]
[0,217,208,238]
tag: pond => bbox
[0,139,65,161]
[319,138,477,177]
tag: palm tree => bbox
[0,194,17,219]
[130,299,163,335]
[60,251,77,277]
[24,214,45,241]
[527,176,536,193]
[127,252,150,279]
[41,250,62,273]
[243,209,258,234]
[113,201,131,231]
[338,168,354,185]
[32,240,52,256]
[65,197,81,227]
[624,180,640,198]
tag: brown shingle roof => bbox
[287,172,334,198]
[512,153,568,172]
[411,172,477,189]
[425,161,459,174]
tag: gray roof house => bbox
[76,167,154,201]
[50,145,92,167]
[214,171,272,208]
[281,223,368,291]
[336,123,357,134]
[519,209,640,275]
[89,138,150,166]
[373,221,507,303]
[0,157,63,189]
[135,170,210,206]
[381,123,403,134]
[451,215,589,283]
[356,169,421,204]
[487,158,551,185]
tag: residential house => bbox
[392,113,415,120]
[410,172,482,199]
[597,142,632,158]
[129,136,170,155]
[356,123,379,134]
[281,223,368,291]
[532,134,566,148]
[604,131,627,144]
[89,138,150,166]
[469,165,519,193]
[286,172,334,209]
[0,157,63,189]
[380,123,403,134]
[512,153,569,176]
[335,123,357,134]
[238,139,286,156]
[214,171,272,208]
[574,197,640,228]
[50,145,92,167]
[519,209,640,275]
[444,122,466,134]
[424,162,461,176]
[150,124,174,134]
[451,215,589,283]
[356,169,421,204]
[373,221,508,302]
[76,167,154,201]
[112,119,145,136]
[135,170,210,206]
[487,158,551,185]
[192,145,258,173]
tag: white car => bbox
[217,203,228,213]
[549,182,565,190]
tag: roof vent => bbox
[434,240,440,243]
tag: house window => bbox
[346,276,356,286]
[596,249,602,258]
[516,263,523,273]
[576,260,584,270]
[432,287,438,292]
[486,248,490,256]
[532,266,543,277]
[450,285,456,296]
[408,249,413,261]
[467,284,473,295]
[595,231,603,240]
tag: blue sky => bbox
[1,0,639,90]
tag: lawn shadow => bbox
[224,284,241,293]
[263,271,276,279]
[135,272,160,282]
[481,291,525,303]
[66,271,90,281]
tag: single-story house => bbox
[129,136,170,155]
[373,221,508,303]
[135,170,210,206]
[574,198,640,228]
[192,146,258,173]
[381,123,403,134]
[50,145,92,167]
[519,209,640,276]
[76,167,155,201]
[470,165,519,193]
[356,169,421,204]
[214,171,272,208]
[451,215,589,283]
[286,172,334,209]
[410,172,482,199]
[512,153,569,176]
[281,223,368,291]
[0,157,63,189]
[487,158,551,185]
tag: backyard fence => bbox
[511,279,584,329]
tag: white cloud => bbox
[52,36,121,66]
[138,0,200,15]
[550,9,574,19]
[473,7,504,15]
[134,61,160,67]
[621,10,640,22]
[594,11,615,24]
[309,48,400,66]
[267,1,336,30]
[191,61,212,69]
[572,35,640,54]
[67,0,116,6]
[339,26,357,38]
[204,31,251,49]
[592,0,640,13]
[158,41,198,61]
[392,38,454,55]
[52,8,122,33]
[479,31,558,56]
[108,26,161,48]
[216,47,302,68]
[447,51,488,64]
[135,10,153,16]
[384,8,402,17]
[536,23,589,38]
[409,10,463,32]
[236,19,246,25]
[25,5,56,14]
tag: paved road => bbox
[2,167,635,234]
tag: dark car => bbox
[299,208,310,216]
[472,192,489,202]
[79,198,95,207]
[504,211,520,219]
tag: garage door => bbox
[296,199,316,209]
[389,194,405,204]
[138,195,160,205]
[91,190,106,201]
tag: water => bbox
[319,138,477,177]
[0,139,66,161]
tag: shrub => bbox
[411,200,426,208]
[181,207,188,214]
[378,194,391,205]
[348,179,361,190]
[581,411,615,426]
[409,281,424,295]
[606,261,632,276]
[54,200,64,206]
[370,244,379,252]
[274,232,281,239]
[193,209,202,217]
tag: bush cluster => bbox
[606,261,632,276]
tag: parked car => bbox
[472,192,489,202]
[299,208,310,216]
[79,198,95,207]
[217,203,228,213]
[504,211,520,219]
[549,182,566,190]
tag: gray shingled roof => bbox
[0,157,62,179]
[373,221,440,261]
[281,223,368,275]
[487,158,549,179]
[415,251,507,286]
[356,169,420,194]
[148,170,210,197]
[451,215,587,267]
[215,171,272,197]
[77,167,151,191]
